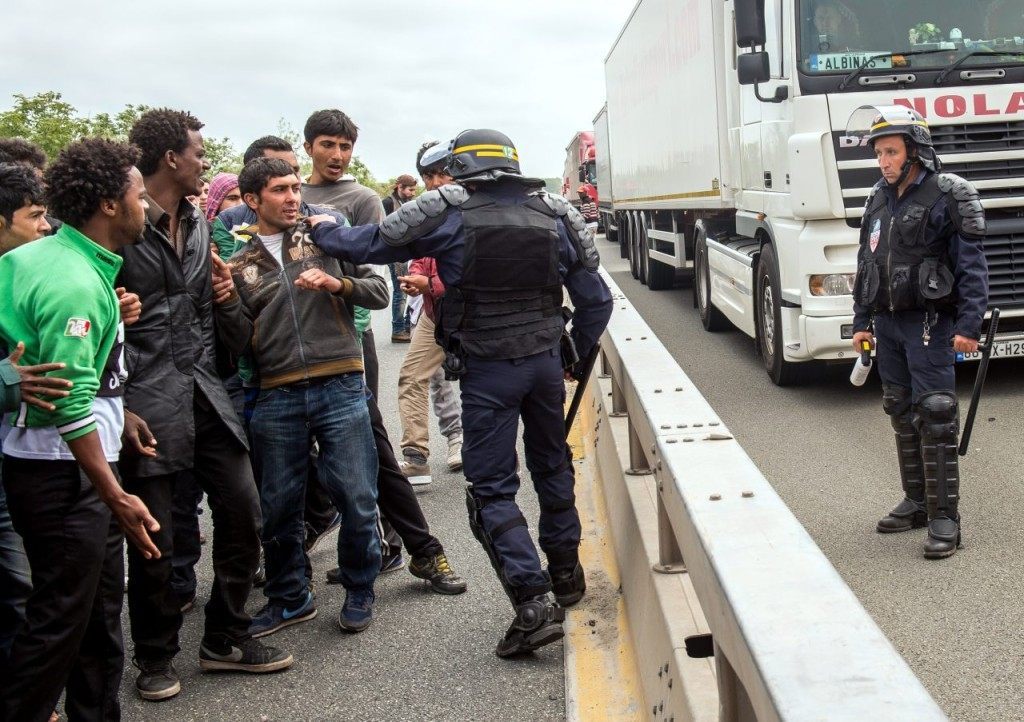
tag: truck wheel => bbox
[694,230,728,330]
[628,215,641,280]
[637,216,648,286]
[618,214,629,259]
[646,246,674,290]
[605,216,617,243]
[755,244,801,386]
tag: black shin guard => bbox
[878,386,927,531]
[916,391,962,557]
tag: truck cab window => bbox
[799,0,1024,75]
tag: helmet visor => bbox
[845,104,928,142]
[419,143,450,170]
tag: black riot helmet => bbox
[846,105,941,185]
[446,129,521,180]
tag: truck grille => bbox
[982,211,1024,310]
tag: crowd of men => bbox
[0,108,612,721]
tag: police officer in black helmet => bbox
[308,129,613,654]
[847,105,988,559]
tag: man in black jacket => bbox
[118,109,292,702]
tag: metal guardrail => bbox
[593,268,946,721]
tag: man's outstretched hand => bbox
[7,342,72,412]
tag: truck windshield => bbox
[585,161,597,186]
[799,0,1024,74]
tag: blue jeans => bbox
[0,465,32,661]
[390,263,410,335]
[250,373,380,605]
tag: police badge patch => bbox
[869,218,881,253]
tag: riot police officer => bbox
[307,129,613,655]
[847,105,988,559]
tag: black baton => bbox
[565,342,602,437]
[958,307,1000,456]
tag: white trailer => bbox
[602,0,1024,384]
[593,104,618,244]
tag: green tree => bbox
[88,104,150,141]
[0,92,89,160]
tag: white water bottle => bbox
[849,340,873,386]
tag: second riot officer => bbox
[847,105,988,559]
[308,129,613,656]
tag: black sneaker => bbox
[495,595,565,658]
[551,563,586,607]
[338,588,375,633]
[134,658,181,701]
[199,638,294,673]
[304,511,342,553]
[409,553,468,595]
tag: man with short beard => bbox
[0,138,159,721]
[119,109,292,702]
[217,157,387,634]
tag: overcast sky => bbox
[1,0,637,180]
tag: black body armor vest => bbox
[854,174,956,314]
[437,191,564,361]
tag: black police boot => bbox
[551,564,586,607]
[495,594,565,658]
[547,549,586,607]
[877,404,927,533]
[918,391,962,560]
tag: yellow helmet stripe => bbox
[452,143,518,154]
[476,151,520,159]
[870,119,929,132]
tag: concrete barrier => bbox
[582,268,947,721]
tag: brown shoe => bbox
[391,331,411,343]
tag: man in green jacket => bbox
[0,138,159,721]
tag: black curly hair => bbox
[129,108,204,176]
[44,138,139,228]
[0,138,47,171]
[0,162,45,224]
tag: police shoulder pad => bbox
[936,173,985,239]
[380,187,462,247]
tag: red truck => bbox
[561,131,599,228]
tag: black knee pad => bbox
[915,391,959,443]
[882,384,912,418]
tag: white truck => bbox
[601,0,1024,384]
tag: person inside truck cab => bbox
[811,0,863,52]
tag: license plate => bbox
[956,338,1024,362]
[809,53,894,72]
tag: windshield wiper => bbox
[935,50,1024,84]
[838,49,952,90]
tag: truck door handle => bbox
[763,171,773,189]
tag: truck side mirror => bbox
[737,51,790,103]
[737,52,770,84]
[734,0,766,47]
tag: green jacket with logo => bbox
[0,225,121,440]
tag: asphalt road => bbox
[601,243,1024,722]
[118,305,564,722]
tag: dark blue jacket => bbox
[311,181,613,360]
[852,170,988,339]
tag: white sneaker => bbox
[446,437,464,472]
